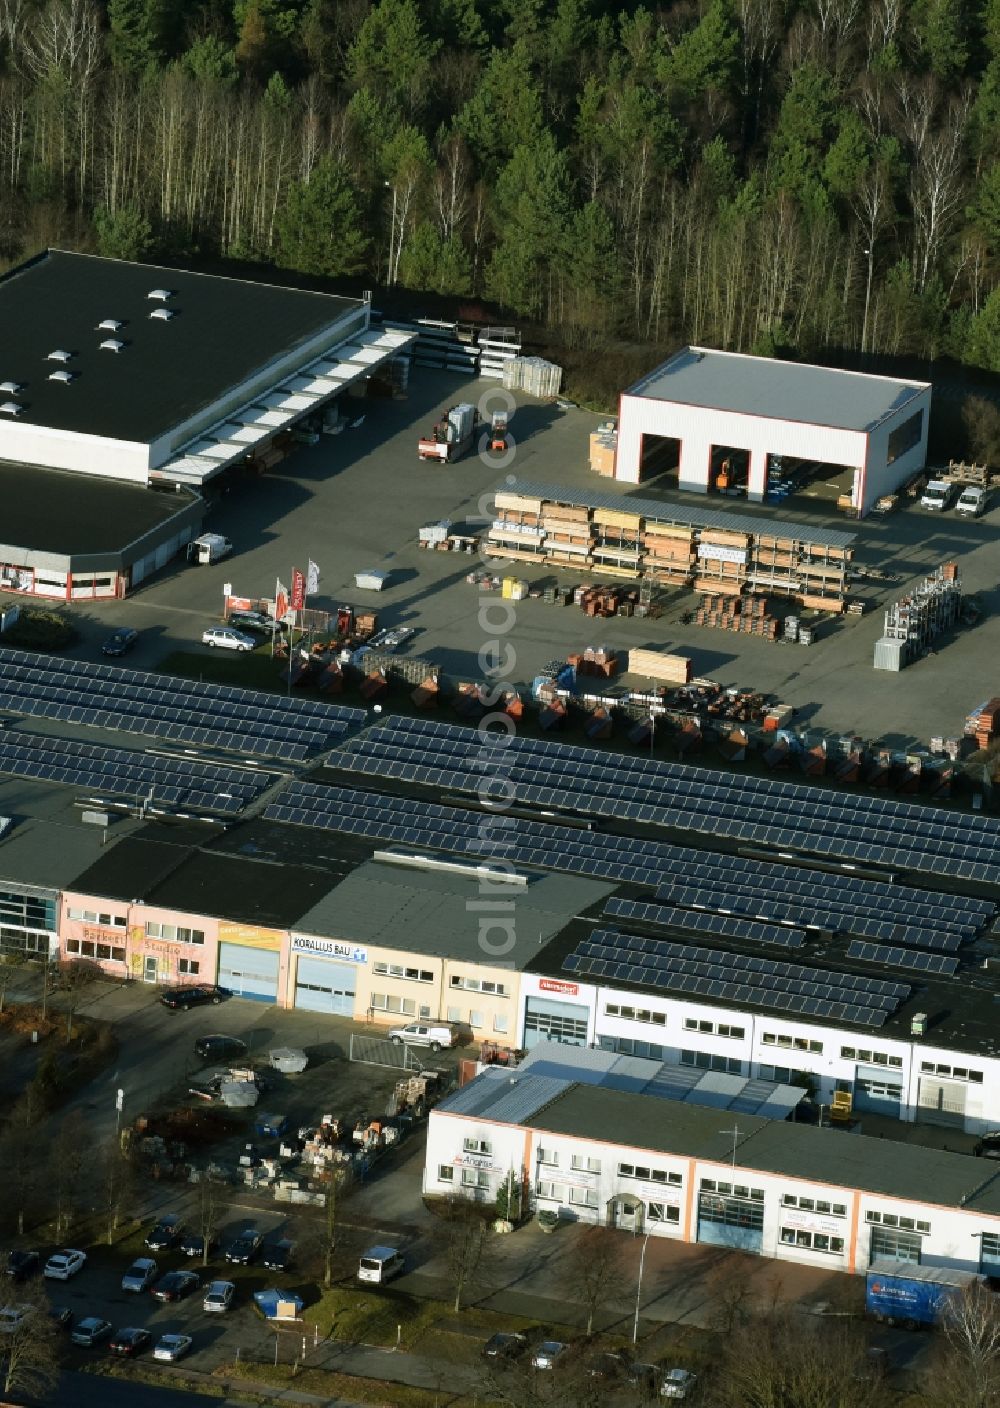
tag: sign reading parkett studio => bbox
[292,934,368,963]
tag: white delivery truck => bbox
[188,533,233,565]
[920,480,955,512]
[956,485,988,517]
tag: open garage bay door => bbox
[294,956,356,1016]
[218,942,279,1003]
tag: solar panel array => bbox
[330,716,1000,884]
[266,781,994,947]
[0,648,365,762]
[603,896,807,950]
[845,941,961,977]
[0,729,272,812]
[564,928,911,1028]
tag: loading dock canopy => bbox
[160,325,416,487]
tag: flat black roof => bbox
[0,460,201,557]
[67,837,191,901]
[143,850,334,928]
[0,251,359,442]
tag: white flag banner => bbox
[306,559,320,596]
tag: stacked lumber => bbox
[627,648,693,685]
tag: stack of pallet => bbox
[477,326,521,379]
[542,502,593,566]
[694,530,750,595]
[965,698,1000,747]
[695,595,781,640]
[575,584,637,617]
[569,646,619,679]
[503,356,562,398]
[627,648,693,685]
[642,522,697,585]
[488,490,547,564]
[589,430,617,476]
[591,507,642,575]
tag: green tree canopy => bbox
[275,157,369,277]
[348,0,440,114]
[94,203,154,261]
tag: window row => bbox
[762,1033,823,1054]
[700,1180,765,1201]
[463,1138,493,1156]
[67,908,127,928]
[684,1018,745,1040]
[865,1210,930,1234]
[919,1062,983,1084]
[536,1149,601,1173]
[66,937,125,963]
[373,962,433,983]
[781,1194,847,1217]
[681,1050,742,1075]
[450,975,508,997]
[840,1046,903,1069]
[535,1180,600,1209]
[145,922,205,945]
[445,1006,508,1033]
[780,1228,845,1255]
[619,1164,683,1186]
[604,1002,667,1027]
[371,993,423,1017]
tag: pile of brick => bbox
[574,584,641,618]
[568,646,620,679]
[965,697,1000,748]
[695,594,781,640]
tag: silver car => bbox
[202,1280,235,1314]
[532,1340,569,1370]
[121,1257,157,1293]
[202,626,255,652]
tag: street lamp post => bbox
[862,245,874,358]
[633,1232,650,1345]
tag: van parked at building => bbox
[920,479,955,511]
[956,485,988,517]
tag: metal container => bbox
[873,636,905,671]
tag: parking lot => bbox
[2,367,996,752]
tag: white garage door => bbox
[218,942,279,1003]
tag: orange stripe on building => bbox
[847,1192,861,1274]
[682,1157,697,1244]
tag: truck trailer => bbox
[418,403,477,463]
[865,1260,982,1329]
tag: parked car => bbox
[357,1246,404,1285]
[5,1250,39,1282]
[920,479,955,512]
[975,1132,1000,1159]
[388,1022,455,1052]
[145,1215,184,1252]
[109,1327,152,1358]
[587,1350,630,1379]
[225,1231,262,1266]
[627,1361,659,1392]
[202,1280,235,1314]
[226,611,281,635]
[482,1331,527,1363]
[180,1233,217,1259]
[956,485,988,518]
[48,1307,73,1331]
[153,1333,193,1362]
[0,1306,32,1334]
[70,1317,113,1348]
[661,1368,698,1399]
[261,1240,293,1273]
[101,627,139,657]
[532,1341,570,1370]
[194,1034,248,1062]
[202,626,255,652]
[43,1249,86,1280]
[151,1270,200,1303]
[160,984,228,1011]
[121,1258,158,1293]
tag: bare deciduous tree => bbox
[439,1194,493,1314]
[2,1280,60,1400]
[565,1227,626,1336]
[713,1308,887,1408]
[926,1281,1000,1408]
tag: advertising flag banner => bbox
[290,568,306,612]
[306,559,320,596]
[275,579,289,621]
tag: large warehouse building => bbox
[614,347,931,516]
[0,249,413,597]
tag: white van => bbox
[357,1246,404,1285]
[920,480,955,511]
[956,485,988,518]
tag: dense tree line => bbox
[4,0,1000,371]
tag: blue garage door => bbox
[294,957,356,1016]
[853,1067,903,1117]
[696,1193,764,1253]
[217,943,279,1003]
[523,997,589,1049]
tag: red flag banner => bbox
[275,580,289,621]
[290,568,306,612]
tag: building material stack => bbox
[627,648,693,685]
[502,356,562,398]
[488,490,547,565]
[695,595,781,640]
[873,562,963,672]
[409,318,480,375]
[642,522,697,585]
[542,501,593,567]
[569,646,620,679]
[477,327,521,379]
[694,530,750,595]
[965,698,1000,749]
[589,429,618,477]
[591,507,642,576]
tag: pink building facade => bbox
[61,893,221,985]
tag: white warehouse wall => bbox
[860,388,932,513]
[615,395,866,501]
[0,421,148,481]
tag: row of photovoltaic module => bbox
[0,729,272,812]
[264,782,993,976]
[326,716,1000,884]
[0,648,365,761]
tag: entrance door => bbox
[143,955,157,983]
